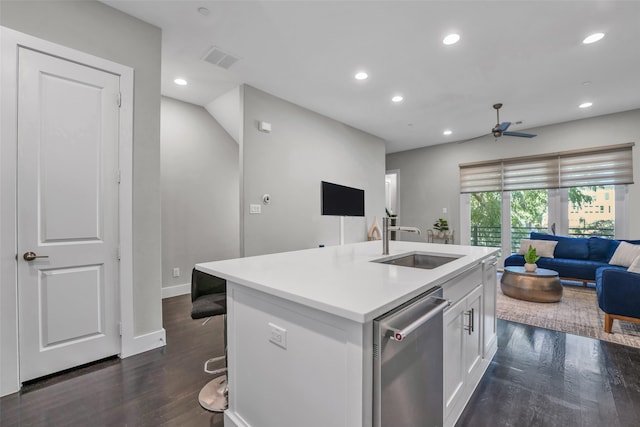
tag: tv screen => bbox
[321,181,365,217]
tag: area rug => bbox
[496,281,640,349]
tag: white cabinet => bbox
[443,284,483,426]
[482,257,498,357]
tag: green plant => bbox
[524,245,541,264]
[433,218,449,232]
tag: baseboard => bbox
[162,282,190,299]
[120,328,167,358]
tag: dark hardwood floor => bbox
[457,320,640,427]
[1,295,224,427]
[2,295,639,426]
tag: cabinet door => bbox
[482,257,498,357]
[443,298,465,420]
[464,286,483,385]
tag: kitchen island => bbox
[197,240,499,427]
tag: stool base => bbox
[198,375,228,412]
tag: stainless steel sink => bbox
[373,252,462,269]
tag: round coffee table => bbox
[501,266,562,303]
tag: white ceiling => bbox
[102,1,640,153]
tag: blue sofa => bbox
[596,267,640,332]
[504,232,631,283]
[504,232,640,332]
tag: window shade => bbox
[459,143,634,194]
[459,162,502,193]
[559,147,634,188]
[502,157,559,191]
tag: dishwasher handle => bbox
[389,297,449,342]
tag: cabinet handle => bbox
[464,308,475,335]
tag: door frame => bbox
[385,169,400,219]
[1,27,134,395]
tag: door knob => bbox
[23,251,49,261]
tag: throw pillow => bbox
[517,239,557,258]
[609,241,640,267]
[627,255,640,274]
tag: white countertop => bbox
[196,241,498,323]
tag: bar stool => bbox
[191,268,228,412]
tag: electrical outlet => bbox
[250,204,261,214]
[172,267,180,277]
[268,322,287,349]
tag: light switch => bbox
[268,322,287,349]
[250,204,261,214]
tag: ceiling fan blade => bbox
[503,131,537,138]
[498,122,511,132]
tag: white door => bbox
[17,47,120,382]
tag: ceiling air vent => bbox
[202,46,240,70]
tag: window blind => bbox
[459,162,502,193]
[459,143,634,194]
[559,147,634,188]
[502,157,559,191]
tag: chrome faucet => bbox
[382,217,421,255]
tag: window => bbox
[568,186,615,238]
[510,190,548,253]
[470,191,501,248]
[460,144,633,265]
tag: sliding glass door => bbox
[464,185,626,267]
[568,186,615,238]
[510,190,548,253]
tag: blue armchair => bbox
[596,266,640,333]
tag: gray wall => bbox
[0,0,162,335]
[242,86,386,256]
[386,109,640,241]
[161,97,239,289]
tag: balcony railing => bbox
[470,225,615,253]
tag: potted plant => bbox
[433,218,449,238]
[524,245,540,272]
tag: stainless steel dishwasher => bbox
[373,286,449,427]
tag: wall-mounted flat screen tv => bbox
[321,181,365,217]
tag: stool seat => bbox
[191,268,228,413]
[191,293,226,319]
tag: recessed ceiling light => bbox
[354,72,368,80]
[197,7,210,16]
[443,130,453,136]
[443,33,460,45]
[174,78,188,86]
[579,102,593,109]
[583,33,604,44]
[391,95,404,103]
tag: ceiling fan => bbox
[491,103,536,138]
